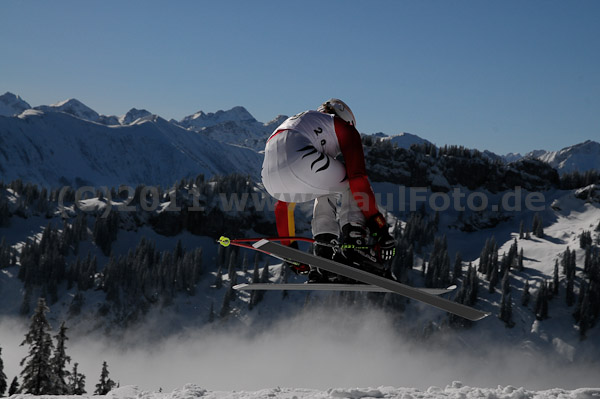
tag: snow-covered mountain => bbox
[372,131,431,149]
[175,107,287,151]
[0,108,263,187]
[0,92,31,116]
[177,106,257,130]
[119,108,153,125]
[530,140,600,173]
[489,142,600,173]
[35,98,102,123]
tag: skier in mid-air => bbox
[261,98,397,282]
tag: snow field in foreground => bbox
[11,383,600,399]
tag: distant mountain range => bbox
[0,93,263,188]
[0,91,598,189]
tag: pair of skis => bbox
[219,237,490,321]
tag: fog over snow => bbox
[2,301,599,395]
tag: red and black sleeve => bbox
[333,117,383,225]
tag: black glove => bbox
[367,213,397,262]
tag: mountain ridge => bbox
[1,92,598,185]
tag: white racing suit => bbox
[261,110,382,238]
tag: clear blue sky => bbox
[1,0,599,154]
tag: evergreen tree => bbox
[534,281,549,320]
[8,377,19,396]
[532,213,544,238]
[208,302,215,323]
[499,292,515,328]
[466,263,479,306]
[260,260,270,283]
[249,257,261,309]
[242,254,249,274]
[50,322,71,394]
[68,362,86,395]
[518,248,524,271]
[553,260,560,296]
[577,285,592,340]
[573,280,587,323]
[584,246,592,275]
[522,280,531,307]
[452,253,462,284]
[488,261,499,293]
[19,298,55,395]
[519,220,525,239]
[501,268,510,295]
[0,347,6,397]
[566,276,575,307]
[580,231,593,249]
[214,265,223,289]
[219,284,233,318]
[562,247,571,276]
[94,361,115,395]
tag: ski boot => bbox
[307,233,342,283]
[338,223,387,277]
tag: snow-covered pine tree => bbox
[94,361,115,395]
[50,322,71,394]
[0,346,7,396]
[68,362,86,395]
[19,298,55,395]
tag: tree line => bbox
[0,298,116,396]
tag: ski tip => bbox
[253,239,270,249]
[474,311,492,321]
[446,284,458,291]
[233,284,249,290]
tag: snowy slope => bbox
[0,92,31,116]
[0,110,263,187]
[10,383,600,399]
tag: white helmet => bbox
[317,98,356,127]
